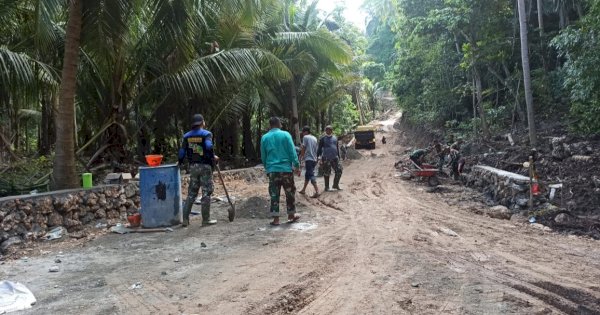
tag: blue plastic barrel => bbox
[138,164,182,227]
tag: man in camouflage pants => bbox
[260,117,301,225]
[178,114,219,227]
[317,125,343,191]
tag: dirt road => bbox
[4,132,600,314]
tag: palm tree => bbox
[0,0,61,158]
[54,0,283,182]
[2,0,357,188]
[269,1,353,143]
[52,0,83,189]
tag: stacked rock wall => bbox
[464,165,542,210]
[0,166,268,253]
[0,183,140,252]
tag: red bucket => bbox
[127,213,141,227]
[145,155,163,167]
[532,182,541,196]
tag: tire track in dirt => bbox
[283,132,600,314]
[399,191,600,313]
[242,202,361,315]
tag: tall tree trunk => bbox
[320,110,326,132]
[53,0,82,189]
[536,0,544,37]
[25,120,29,153]
[518,0,537,147]
[575,1,584,19]
[472,78,477,137]
[242,111,256,161]
[315,112,321,132]
[353,89,365,125]
[256,102,262,158]
[473,68,490,139]
[290,80,300,144]
[536,0,548,70]
[39,96,51,155]
[231,118,240,158]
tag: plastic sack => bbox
[0,281,36,313]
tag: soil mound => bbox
[235,196,271,219]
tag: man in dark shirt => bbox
[178,114,219,227]
[409,148,429,168]
[432,139,449,172]
[447,139,465,179]
[317,125,343,191]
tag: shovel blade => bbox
[228,206,236,222]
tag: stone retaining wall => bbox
[0,166,266,253]
[464,165,545,210]
[0,183,140,253]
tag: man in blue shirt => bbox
[298,126,320,198]
[178,114,219,227]
[260,117,301,225]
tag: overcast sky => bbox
[316,0,367,30]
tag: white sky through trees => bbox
[316,0,367,30]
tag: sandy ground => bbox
[3,130,600,315]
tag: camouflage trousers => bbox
[268,172,296,217]
[183,163,214,221]
[449,152,461,180]
[321,159,343,177]
[322,159,343,188]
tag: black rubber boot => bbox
[201,197,216,226]
[332,175,342,190]
[324,176,330,191]
[182,208,190,227]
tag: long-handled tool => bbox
[216,164,236,222]
[110,225,174,234]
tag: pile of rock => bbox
[551,136,594,161]
[0,183,140,254]
[464,165,544,210]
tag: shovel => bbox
[215,164,236,222]
[110,225,174,234]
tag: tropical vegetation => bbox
[3,0,600,194]
[1,0,378,193]
[364,0,600,139]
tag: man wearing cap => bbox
[298,126,320,198]
[260,117,301,225]
[317,125,343,191]
[178,114,219,227]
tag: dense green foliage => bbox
[0,0,377,190]
[365,0,599,136]
[6,0,600,191]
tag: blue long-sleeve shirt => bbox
[260,128,299,173]
[178,128,214,165]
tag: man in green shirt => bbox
[260,117,301,225]
[410,148,430,167]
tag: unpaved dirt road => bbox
[4,131,600,315]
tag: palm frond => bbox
[18,108,42,120]
[0,46,35,88]
[33,0,65,52]
[153,48,262,99]
[252,49,293,80]
[273,30,353,65]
